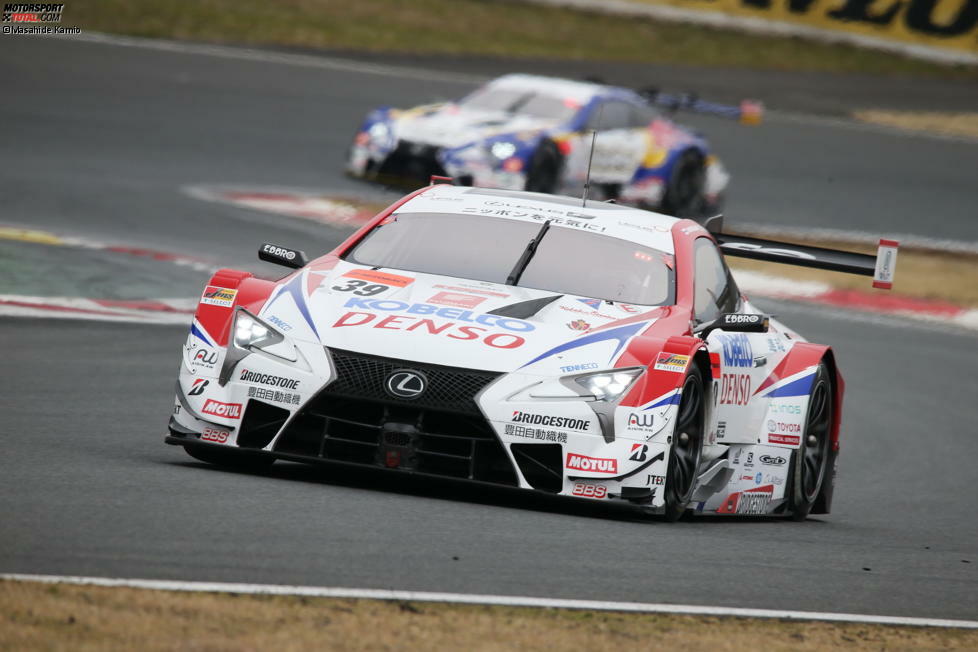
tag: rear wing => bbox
[639,89,763,125]
[707,222,898,290]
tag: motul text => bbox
[565,453,618,474]
[202,399,242,419]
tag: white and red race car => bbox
[167,182,897,520]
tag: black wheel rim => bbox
[669,374,704,499]
[801,377,831,500]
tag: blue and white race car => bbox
[347,74,761,217]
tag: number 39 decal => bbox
[331,280,389,296]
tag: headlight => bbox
[567,368,644,402]
[234,310,284,351]
[490,141,517,160]
[368,122,391,143]
[219,309,289,386]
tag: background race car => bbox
[347,74,762,218]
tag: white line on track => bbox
[2,573,976,629]
[58,31,978,146]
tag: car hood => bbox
[392,104,559,150]
[257,261,657,375]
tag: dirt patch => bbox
[853,110,978,140]
[2,580,976,651]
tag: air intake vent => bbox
[274,395,518,486]
[511,443,564,493]
[237,400,290,449]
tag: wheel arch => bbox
[619,334,710,409]
[753,341,842,516]
[687,344,713,411]
[666,144,707,172]
[812,346,844,514]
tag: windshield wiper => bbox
[506,220,551,286]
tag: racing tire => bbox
[183,444,275,473]
[788,362,833,520]
[661,150,706,218]
[524,140,562,194]
[664,365,706,521]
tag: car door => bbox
[693,237,771,446]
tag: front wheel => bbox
[789,362,833,520]
[661,150,705,218]
[524,140,562,194]
[664,365,706,521]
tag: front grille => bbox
[327,349,500,415]
[272,350,517,486]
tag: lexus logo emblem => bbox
[385,370,427,399]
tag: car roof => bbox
[486,74,635,105]
[395,185,679,254]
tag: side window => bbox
[585,101,632,131]
[629,103,658,128]
[693,238,740,324]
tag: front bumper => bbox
[349,140,452,187]
[172,341,671,508]
[348,140,526,190]
[271,348,518,486]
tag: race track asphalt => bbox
[1,34,976,620]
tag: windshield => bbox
[345,213,675,306]
[458,87,580,121]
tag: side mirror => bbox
[698,312,769,339]
[259,243,307,269]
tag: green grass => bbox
[67,0,977,78]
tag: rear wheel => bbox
[184,444,275,473]
[524,140,562,194]
[789,363,832,520]
[664,365,706,521]
[661,150,705,218]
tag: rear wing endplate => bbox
[714,231,899,290]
